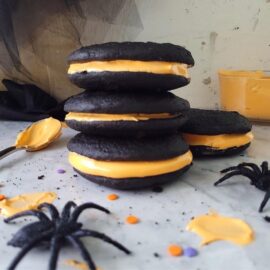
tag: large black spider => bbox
[214,161,270,212]
[4,201,131,270]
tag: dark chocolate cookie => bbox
[65,90,190,137]
[67,133,189,161]
[181,109,252,135]
[75,166,191,190]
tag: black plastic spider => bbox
[214,161,270,212]
[4,201,131,270]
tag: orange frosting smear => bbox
[126,215,140,224]
[168,244,183,257]
[68,151,193,179]
[186,211,254,246]
[68,60,189,77]
[0,194,6,201]
[219,70,270,120]
[15,117,62,151]
[107,194,119,201]
[0,192,57,217]
[65,112,177,122]
[182,132,253,150]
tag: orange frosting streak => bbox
[65,112,177,122]
[68,60,189,77]
[182,132,253,149]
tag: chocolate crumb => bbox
[38,175,44,180]
[154,252,160,258]
[152,186,164,193]
[73,174,78,177]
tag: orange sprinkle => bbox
[168,244,183,257]
[126,215,140,224]
[0,194,6,201]
[107,194,119,201]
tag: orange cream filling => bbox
[182,132,253,150]
[65,112,177,122]
[68,60,189,77]
[68,151,193,178]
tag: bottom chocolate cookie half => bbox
[190,143,250,157]
[74,165,191,190]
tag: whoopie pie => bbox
[180,109,253,156]
[64,90,190,137]
[67,133,193,189]
[67,42,194,91]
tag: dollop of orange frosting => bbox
[186,211,254,246]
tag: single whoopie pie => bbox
[67,133,193,189]
[64,90,190,137]
[67,42,194,91]
[180,109,253,156]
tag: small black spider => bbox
[214,161,270,212]
[4,201,131,270]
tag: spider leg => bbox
[214,169,256,186]
[239,163,261,176]
[264,216,270,222]
[7,232,51,270]
[220,166,239,173]
[261,161,269,175]
[38,203,59,221]
[48,237,62,270]
[4,210,50,224]
[61,201,77,221]
[259,188,270,212]
[73,229,131,255]
[67,235,96,270]
[70,203,110,223]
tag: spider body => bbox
[5,201,131,270]
[214,161,270,212]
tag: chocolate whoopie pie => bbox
[180,109,253,156]
[67,133,193,189]
[67,42,194,91]
[64,90,190,136]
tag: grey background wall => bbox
[132,0,270,109]
[0,0,269,109]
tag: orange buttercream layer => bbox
[65,112,178,122]
[68,151,193,179]
[68,60,189,77]
[182,132,253,150]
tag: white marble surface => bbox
[0,121,270,270]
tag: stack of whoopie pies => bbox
[64,42,195,189]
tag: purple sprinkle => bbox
[57,169,66,174]
[184,247,198,257]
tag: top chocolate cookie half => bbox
[180,109,252,135]
[67,42,194,91]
